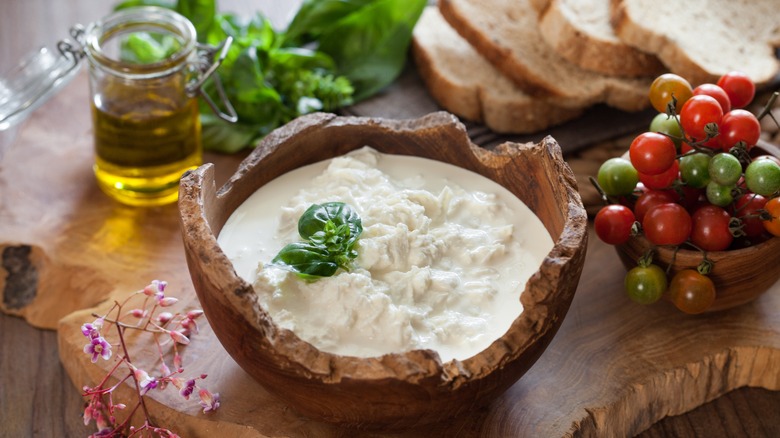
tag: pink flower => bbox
[157,312,174,324]
[81,318,104,339]
[83,337,112,363]
[131,366,156,392]
[129,308,147,319]
[158,297,179,307]
[143,279,167,296]
[198,389,220,413]
[169,330,190,345]
[179,379,196,400]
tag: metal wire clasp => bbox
[187,37,238,123]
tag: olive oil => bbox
[92,96,201,206]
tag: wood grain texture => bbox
[2,0,780,436]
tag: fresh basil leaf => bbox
[316,0,426,100]
[298,202,362,246]
[119,32,180,64]
[284,0,375,45]
[175,0,217,42]
[199,113,258,154]
[270,242,339,278]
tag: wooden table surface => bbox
[1,1,779,437]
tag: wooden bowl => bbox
[616,225,780,313]
[178,112,588,428]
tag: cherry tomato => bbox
[679,153,712,189]
[692,83,731,113]
[718,109,761,151]
[690,204,733,251]
[649,73,693,113]
[705,181,735,207]
[753,155,780,167]
[744,159,780,196]
[597,157,639,196]
[629,132,677,175]
[708,152,742,186]
[763,197,780,237]
[625,264,667,304]
[733,193,768,238]
[639,160,679,190]
[643,202,692,246]
[649,113,684,148]
[594,205,636,245]
[668,269,716,314]
[680,95,723,146]
[716,71,755,109]
[634,189,677,223]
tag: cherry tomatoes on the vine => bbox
[717,71,755,109]
[594,204,636,245]
[690,204,733,251]
[597,157,639,196]
[634,189,677,223]
[643,202,692,246]
[692,83,731,113]
[625,264,667,305]
[629,132,677,175]
[680,95,723,146]
[763,197,780,237]
[733,193,768,238]
[668,269,716,314]
[639,160,679,190]
[718,109,760,151]
[649,73,693,113]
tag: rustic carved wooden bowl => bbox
[616,142,780,313]
[616,221,780,313]
[178,111,588,428]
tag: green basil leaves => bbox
[270,202,362,280]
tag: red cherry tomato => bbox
[642,202,692,246]
[717,71,756,109]
[594,204,636,245]
[718,109,761,151]
[690,204,733,251]
[733,193,768,238]
[634,189,677,223]
[668,269,716,314]
[639,160,679,190]
[692,83,731,113]
[629,132,678,175]
[763,197,780,237]
[680,95,724,147]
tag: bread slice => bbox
[536,0,664,77]
[611,0,780,86]
[439,0,651,111]
[412,7,583,134]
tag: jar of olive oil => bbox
[79,7,234,206]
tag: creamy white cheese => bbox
[218,147,553,362]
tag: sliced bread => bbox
[536,0,664,77]
[439,0,652,111]
[611,0,780,86]
[412,7,583,134]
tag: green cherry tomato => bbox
[744,159,780,196]
[708,152,742,186]
[668,269,716,314]
[679,153,712,189]
[597,157,639,196]
[625,264,667,305]
[705,181,735,207]
[649,113,684,148]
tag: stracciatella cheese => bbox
[218,147,553,362]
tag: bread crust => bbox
[412,8,583,133]
[439,0,651,111]
[538,0,663,78]
[611,0,780,86]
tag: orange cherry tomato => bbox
[762,197,780,237]
[668,269,716,314]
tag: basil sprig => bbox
[270,202,362,280]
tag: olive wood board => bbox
[2,71,780,437]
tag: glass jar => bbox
[0,7,235,206]
[82,7,221,206]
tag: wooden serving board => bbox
[2,69,780,437]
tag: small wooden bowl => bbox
[178,112,588,428]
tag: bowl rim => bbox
[178,111,588,386]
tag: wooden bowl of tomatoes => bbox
[594,71,780,314]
